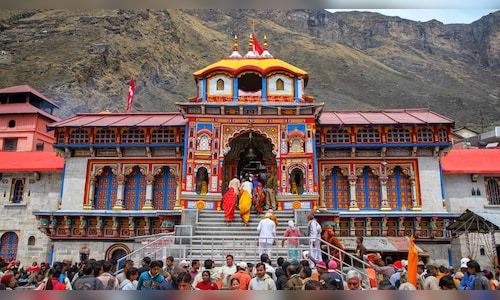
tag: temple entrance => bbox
[222,131,276,194]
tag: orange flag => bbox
[407,235,418,287]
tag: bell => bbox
[245,147,257,160]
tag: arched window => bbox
[95,129,116,144]
[124,166,146,210]
[356,129,380,143]
[95,167,117,210]
[0,232,18,262]
[197,134,211,151]
[387,128,411,143]
[216,79,224,91]
[69,129,89,144]
[289,137,304,153]
[27,236,36,246]
[486,177,500,205]
[355,166,380,210]
[121,129,145,144]
[387,166,412,210]
[276,78,284,91]
[12,179,24,203]
[153,167,176,210]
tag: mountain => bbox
[0,9,499,130]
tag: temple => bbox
[26,33,461,264]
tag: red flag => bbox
[252,32,263,55]
[125,77,135,113]
[407,235,419,288]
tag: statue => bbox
[264,170,277,210]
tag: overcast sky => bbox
[326,9,498,24]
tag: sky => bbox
[326,9,498,24]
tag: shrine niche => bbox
[195,166,209,195]
[289,166,305,195]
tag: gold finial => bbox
[233,35,238,51]
[248,33,253,51]
[264,35,268,50]
[249,20,257,32]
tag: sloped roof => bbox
[0,151,64,172]
[47,113,185,130]
[0,85,59,108]
[447,208,500,232]
[193,57,308,78]
[319,108,454,126]
[441,149,500,173]
[0,103,60,122]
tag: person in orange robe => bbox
[321,228,344,269]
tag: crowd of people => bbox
[1,244,500,290]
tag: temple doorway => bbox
[222,131,276,194]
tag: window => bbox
[57,131,65,144]
[152,129,176,144]
[4,138,18,151]
[95,129,116,144]
[12,179,24,203]
[486,177,500,205]
[36,143,44,151]
[276,79,284,90]
[121,129,145,144]
[438,128,448,143]
[387,128,411,143]
[216,79,224,91]
[356,129,381,143]
[69,129,89,144]
[197,134,211,151]
[27,236,36,246]
[325,129,350,144]
[417,128,434,143]
[8,120,15,128]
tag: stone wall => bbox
[0,171,61,264]
[60,157,88,210]
[444,173,489,213]
[417,157,446,212]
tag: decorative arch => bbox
[288,164,306,195]
[0,231,18,261]
[225,128,276,152]
[197,133,212,151]
[105,243,131,269]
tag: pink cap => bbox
[328,260,338,270]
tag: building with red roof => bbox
[0,86,62,264]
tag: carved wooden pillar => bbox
[349,217,356,237]
[382,216,388,237]
[365,217,372,237]
[398,216,405,237]
[414,217,422,237]
[113,174,126,210]
[85,176,97,210]
[112,217,119,237]
[143,174,155,210]
[64,216,71,236]
[348,175,359,211]
[96,217,103,237]
[430,216,437,238]
[144,217,151,236]
[79,216,87,237]
[410,171,421,211]
[333,216,340,237]
[379,175,391,211]
[128,217,136,237]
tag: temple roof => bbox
[0,84,59,108]
[0,103,60,122]
[0,151,64,172]
[47,112,185,130]
[193,57,308,78]
[441,148,500,174]
[319,108,454,126]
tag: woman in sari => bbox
[223,177,240,226]
[239,177,253,226]
[253,182,266,216]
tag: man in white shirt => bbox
[307,212,322,268]
[248,263,277,290]
[257,212,276,258]
[219,254,237,289]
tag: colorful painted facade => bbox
[30,34,461,264]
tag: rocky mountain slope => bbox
[0,9,499,130]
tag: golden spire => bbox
[233,35,238,51]
[264,35,268,50]
[248,33,253,51]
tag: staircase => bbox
[188,210,297,265]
